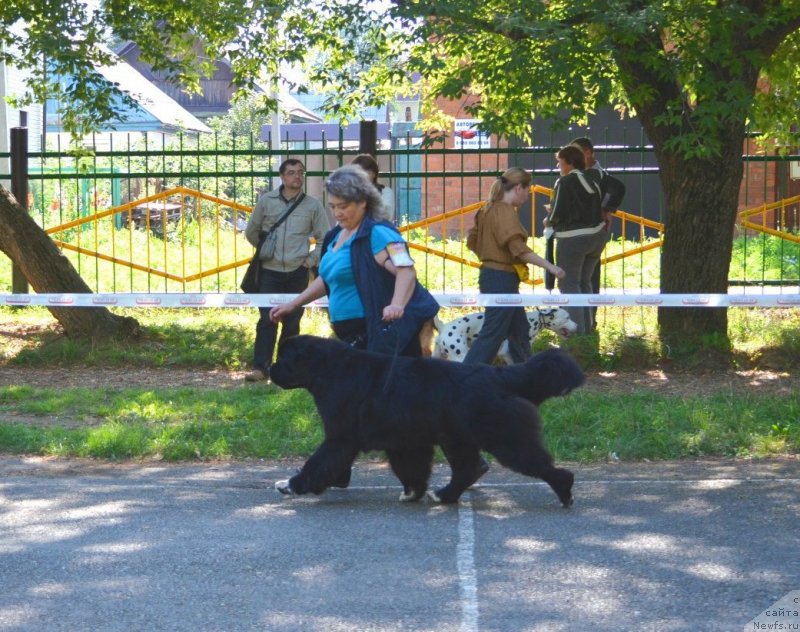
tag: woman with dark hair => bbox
[351,153,395,221]
[544,145,607,334]
[271,164,444,489]
[270,164,437,356]
[463,167,564,365]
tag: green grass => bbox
[0,307,334,368]
[541,392,800,461]
[0,384,323,460]
[409,230,664,292]
[0,383,797,462]
[3,304,799,371]
[1,288,798,464]
[529,306,800,372]
[2,226,797,294]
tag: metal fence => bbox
[1,128,799,295]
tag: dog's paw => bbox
[332,468,351,489]
[425,490,442,503]
[429,486,463,504]
[552,468,574,508]
[274,479,295,496]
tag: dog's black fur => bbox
[269,335,585,506]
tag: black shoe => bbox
[467,457,490,488]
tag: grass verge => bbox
[2,306,799,372]
[0,384,797,462]
[1,305,798,464]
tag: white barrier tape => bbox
[2,292,799,308]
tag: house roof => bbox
[115,40,322,124]
[93,56,211,134]
[273,89,322,124]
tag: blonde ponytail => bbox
[484,167,532,208]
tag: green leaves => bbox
[3,0,799,154]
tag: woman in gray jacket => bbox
[544,145,607,334]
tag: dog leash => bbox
[380,322,403,393]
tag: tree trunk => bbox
[611,24,766,342]
[655,128,745,338]
[0,185,140,340]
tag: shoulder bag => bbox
[240,193,306,293]
[259,193,306,261]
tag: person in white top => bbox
[352,154,395,222]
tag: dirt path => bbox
[3,313,799,397]
[1,365,798,397]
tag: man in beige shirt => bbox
[244,159,330,382]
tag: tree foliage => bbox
[2,0,800,338]
[386,1,800,154]
[3,1,798,147]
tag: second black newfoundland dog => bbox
[270,335,584,507]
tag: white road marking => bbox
[331,477,799,491]
[457,495,479,632]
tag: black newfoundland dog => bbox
[269,335,584,507]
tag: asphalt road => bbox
[1,457,798,632]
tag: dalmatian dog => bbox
[432,308,578,364]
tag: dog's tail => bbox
[419,319,435,358]
[506,348,585,406]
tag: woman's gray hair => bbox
[325,165,390,222]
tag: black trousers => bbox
[253,266,309,372]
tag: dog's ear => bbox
[520,348,585,404]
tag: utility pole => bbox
[11,111,29,294]
[359,120,378,156]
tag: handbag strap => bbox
[264,193,306,237]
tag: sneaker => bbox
[245,369,268,382]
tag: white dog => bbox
[432,308,578,364]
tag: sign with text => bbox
[745,590,800,630]
[453,119,491,149]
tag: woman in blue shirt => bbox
[270,164,438,356]
[271,164,487,489]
